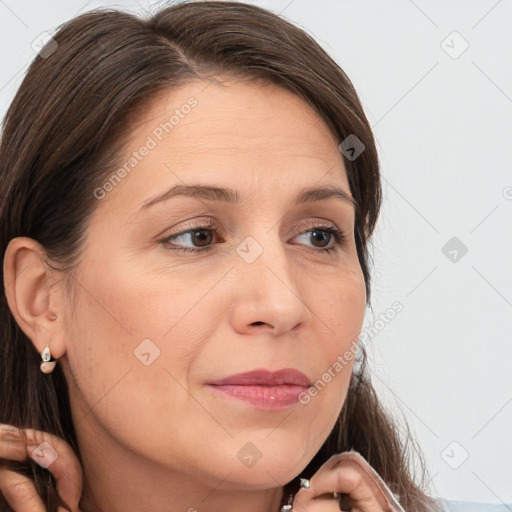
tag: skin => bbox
[2,77,397,512]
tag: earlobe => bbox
[3,236,67,361]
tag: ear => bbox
[3,237,67,359]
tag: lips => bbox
[208,368,312,387]
[207,369,311,409]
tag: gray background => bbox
[1,0,511,505]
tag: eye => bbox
[159,219,347,255]
[294,224,346,254]
[160,218,220,254]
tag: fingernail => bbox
[0,423,20,433]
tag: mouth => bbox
[206,368,311,410]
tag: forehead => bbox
[132,76,342,160]
[98,77,352,215]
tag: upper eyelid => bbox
[154,201,354,233]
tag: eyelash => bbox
[160,218,347,256]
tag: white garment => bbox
[437,498,512,511]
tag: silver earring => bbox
[40,345,57,374]
[280,492,294,512]
[299,478,310,489]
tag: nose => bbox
[229,233,312,337]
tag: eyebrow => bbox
[140,183,358,212]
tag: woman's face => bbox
[60,77,366,490]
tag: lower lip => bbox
[207,384,307,409]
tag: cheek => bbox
[300,267,365,429]
[314,266,366,357]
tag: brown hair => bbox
[0,2,440,510]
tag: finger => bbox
[24,428,83,512]
[327,452,404,511]
[0,467,46,512]
[294,467,386,512]
[294,452,396,512]
[0,425,83,512]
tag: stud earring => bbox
[299,478,310,489]
[40,345,57,374]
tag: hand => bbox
[0,424,83,512]
[291,451,405,512]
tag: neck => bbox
[79,470,286,512]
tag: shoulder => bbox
[436,498,512,512]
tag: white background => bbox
[1,0,511,506]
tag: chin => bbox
[216,440,313,490]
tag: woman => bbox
[0,2,443,511]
